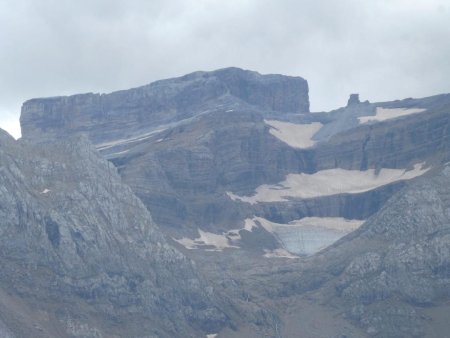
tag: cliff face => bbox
[0,132,227,337]
[20,67,309,145]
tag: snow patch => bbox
[225,219,257,241]
[358,107,426,124]
[174,220,260,250]
[40,189,51,194]
[174,229,239,251]
[109,149,129,157]
[96,128,167,151]
[264,120,322,149]
[263,248,298,259]
[256,216,365,255]
[206,334,218,338]
[243,218,258,231]
[227,163,429,204]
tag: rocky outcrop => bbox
[0,131,227,337]
[347,93,361,106]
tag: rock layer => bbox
[20,67,310,145]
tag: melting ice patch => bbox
[227,163,429,204]
[358,107,426,124]
[255,216,365,256]
[264,120,322,149]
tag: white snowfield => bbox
[358,107,426,124]
[254,216,365,256]
[264,119,323,149]
[227,162,429,204]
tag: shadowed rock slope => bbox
[0,129,228,337]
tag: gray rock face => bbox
[337,166,450,306]
[270,164,450,336]
[0,132,227,337]
[0,319,15,338]
[18,68,450,258]
[20,67,309,145]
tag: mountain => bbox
[12,67,450,337]
[20,68,450,257]
[0,129,228,337]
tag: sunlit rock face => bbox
[19,68,450,257]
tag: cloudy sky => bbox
[1,0,449,138]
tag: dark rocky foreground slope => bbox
[0,129,228,337]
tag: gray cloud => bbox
[1,0,449,138]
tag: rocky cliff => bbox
[20,67,309,145]
[0,130,228,337]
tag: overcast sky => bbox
[1,0,449,138]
